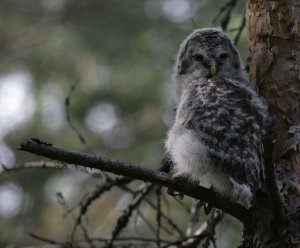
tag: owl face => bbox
[175,28,243,80]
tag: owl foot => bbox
[172,173,199,188]
[172,171,188,182]
[196,200,205,208]
[195,186,216,214]
[167,187,184,200]
[167,172,188,199]
[168,172,199,200]
[194,200,212,214]
[204,203,213,215]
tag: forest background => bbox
[0,0,247,247]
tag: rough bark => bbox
[245,0,300,247]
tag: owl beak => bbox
[210,63,217,77]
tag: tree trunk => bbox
[245,0,300,247]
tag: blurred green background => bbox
[0,0,247,247]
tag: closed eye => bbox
[192,54,204,61]
[219,53,228,60]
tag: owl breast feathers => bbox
[165,28,272,208]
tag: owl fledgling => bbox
[165,28,272,208]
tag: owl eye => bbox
[219,53,228,60]
[192,54,204,61]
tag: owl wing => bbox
[186,77,270,189]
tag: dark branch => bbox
[71,177,132,244]
[29,232,173,247]
[65,83,86,144]
[234,15,246,45]
[29,232,64,246]
[262,136,286,226]
[108,184,154,248]
[118,183,185,237]
[19,138,251,224]
[156,185,162,247]
[212,0,239,30]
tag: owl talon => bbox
[167,187,184,200]
[170,172,186,199]
[209,185,216,192]
[196,200,205,208]
[190,180,200,187]
[172,173,199,187]
[167,187,175,195]
[172,172,187,182]
[177,193,184,200]
[204,203,213,215]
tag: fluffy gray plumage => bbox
[165,28,272,208]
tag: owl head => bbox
[174,28,245,83]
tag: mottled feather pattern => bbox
[166,28,272,208]
[177,76,268,188]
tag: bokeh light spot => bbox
[0,71,35,139]
[85,102,119,133]
[40,83,65,131]
[0,141,15,170]
[162,0,191,23]
[0,182,24,219]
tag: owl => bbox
[165,28,272,208]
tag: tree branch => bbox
[18,138,251,224]
[262,136,286,226]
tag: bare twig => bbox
[18,138,251,224]
[28,233,172,247]
[107,184,154,248]
[65,83,86,144]
[71,177,132,243]
[156,185,162,247]
[135,208,157,236]
[186,200,201,236]
[191,18,197,29]
[78,220,97,248]
[54,192,96,247]
[181,209,222,248]
[2,160,104,179]
[28,232,65,246]
[212,0,239,30]
[200,209,223,248]
[234,15,246,45]
[118,183,185,237]
[143,195,185,237]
